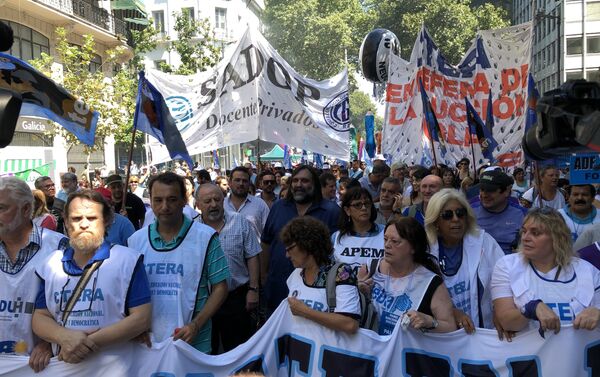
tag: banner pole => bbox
[257,139,261,173]
[122,126,137,213]
[430,138,439,168]
[469,132,478,179]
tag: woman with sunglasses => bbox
[492,208,600,337]
[358,217,456,335]
[332,187,384,274]
[282,217,360,334]
[424,189,504,333]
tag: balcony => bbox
[33,0,127,37]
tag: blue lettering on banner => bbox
[448,280,470,298]
[318,345,378,377]
[402,348,453,376]
[0,297,34,317]
[545,303,573,321]
[505,356,541,377]
[231,355,268,376]
[458,359,498,377]
[53,289,105,304]
[299,299,325,312]
[145,263,184,277]
[585,340,600,375]
[275,334,315,377]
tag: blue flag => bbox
[212,150,220,170]
[465,97,498,162]
[283,145,292,169]
[365,111,376,159]
[313,153,323,169]
[418,79,446,155]
[301,150,308,165]
[0,52,99,146]
[134,71,193,169]
[525,73,540,133]
[486,90,495,134]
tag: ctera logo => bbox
[323,91,350,132]
[165,96,194,133]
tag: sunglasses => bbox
[439,208,467,220]
[349,201,372,210]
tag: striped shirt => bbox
[195,211,261,290]
[0,224,68,274]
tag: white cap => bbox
[322,163,331,169]
[274,162,283,168]
[374,154,386,161]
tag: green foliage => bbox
[349,90,383,133]
[161,11,221,75]
[29,27,136,152]
[264,0,376,80]
[364,0,510,65]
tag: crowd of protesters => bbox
[1,154,600,374]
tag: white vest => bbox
[371,265,436,335]
[430,231,504,329]
[332,229,385,272]
[128,222,215,342]
[287,268,330,313]
[506,253,598,328]
[0,228,65,355]
[37,245,140,335]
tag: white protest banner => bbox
[1,303,599,376]
[384,23,533,167]
[145,27,350,163]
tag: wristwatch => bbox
[248,286,258,292]
[423,317,439,331]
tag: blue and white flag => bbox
[364,111,376,159]
[134,71,193,169]
[301,150,308,165]
[465,97,498,162]
[283,145,292,169]
[313,153,323,168]
[0,52,98,146]
[212,150,220,169]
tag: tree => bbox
[364,0,510,65]
[264,0,376,80]
[29,27,137,151]
[349,90,383,134]
[160,12,221,75]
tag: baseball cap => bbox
[479,170,514,192]
[274,162,283,168]
[105,174,123,186]
[322,163,331,170]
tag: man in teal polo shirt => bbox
[128,172,229,353]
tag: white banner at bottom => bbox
[1,303,599,376]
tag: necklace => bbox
[566,208,596,239]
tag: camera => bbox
[522,79,600,160]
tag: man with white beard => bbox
[195,184,260,353]
[0,177,68,372]
[33,190,151,364]
[260,165,340,315]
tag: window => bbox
[587,69,600,83]
[566,70,583,81]
[154,60,166,70]
[567,37,583,55]
[182,7,195,22]
[1,20,49,61]
[588,2,600,21]
[152,10,165,34]
[89,53,102,73]
[215,8,227,30]
[588,35,600,54]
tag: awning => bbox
[111,0,147,18]
[124,17,150,25]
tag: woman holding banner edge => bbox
[357,216,456,335]
[424,189,504,334]
[491,208,600,336]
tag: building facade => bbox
[512,0,600,94]
[0,0,137,184]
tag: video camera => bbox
[522,79,600,160]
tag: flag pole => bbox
[468,131,478,179]
[122,125,137,213]
[430,134,439,168]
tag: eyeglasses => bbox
[439,208,467,220]
[285,244,296,252]
[43,184,55,189]
[349,201,371,210]
[262,180,276,185]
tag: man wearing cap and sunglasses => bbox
[472,169,527,255]
[105,174,146,230]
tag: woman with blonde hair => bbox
[32,189,57,231]
[424,189,504,333]
[492,208,600,336]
